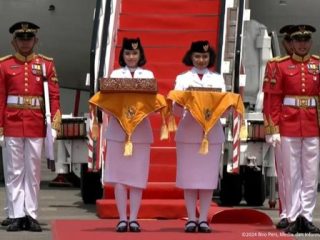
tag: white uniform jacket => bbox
[105,66,154,143]
[174,67,226,144]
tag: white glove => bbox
[265,135,273,144]
[51,129,57,142]
[265,134,281,147]
[0,135,4,147]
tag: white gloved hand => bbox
[266,134,281,147]
[0,135,4,147]
[265,135,273,144]
[51,129,57,142]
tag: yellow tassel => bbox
[160,123,169,140]
[199,134,209,155]
[91,117,99,141]
[160,113,169,140]
[124,135,133,156]
[168,115,177,132]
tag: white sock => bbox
[184,189,198,225]
[114,183,128,224]
[129,186,143,225]
[198,189,213,224]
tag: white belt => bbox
[283,96,317,108]
[7,95,42,107]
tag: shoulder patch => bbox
[0,55,13,62]
[38,54,54,61]
[276,55,290,62]
[312,55,320,59]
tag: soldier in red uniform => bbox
[265,24,320,234]
[263,25,293,230]
[0,21,61,232]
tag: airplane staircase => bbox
[96,0,224,219]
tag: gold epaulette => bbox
[268,56,280,62]
[276,55,290,62]
[312,55,320,59]
[38,54,54,61]
[0,55,13,62]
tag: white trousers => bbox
[2,137,44,219]
[281,137,319,222]
[275,144,287,219]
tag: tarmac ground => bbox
[0,160,320,240]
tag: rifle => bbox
[42,63,55,171]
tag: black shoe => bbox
[276,218,289,229]
[116,220,128,232]
[6,218,25,232]
[284,220,300,234]
[198,221,212,233]
[25,216,42,232]
[1,217,13,227]
[129,221,141,232]
[300,216,320,234]
[184,220,197,233]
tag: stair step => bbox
[117,30,218,47]
[122,0,220,15]
[103,182,183,199]
[148,164,177,182]
[119,14,219,31]
[150,148,176,165]
[96,199,187,219]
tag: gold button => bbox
[25,83,28,86]
[302,83,305,87]
[24,78,28,81]
[301,73,305,76]
[302,89,305,92]
[301,78,305,81]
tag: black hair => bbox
[182,46,216,68]
[118,38,147,67]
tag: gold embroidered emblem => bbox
[203,108,212,121]
[124,106,136,119]
[21,23,29,32]
[132,43,138,50]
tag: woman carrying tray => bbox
[172,41,226,233]
[103,38,155,232]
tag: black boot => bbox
[276,218,289,229]
[25,215,42,232]
[300,216,320,234]
[1,217,13,227]
[6,217,25,232]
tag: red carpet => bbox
[52,218,295,240]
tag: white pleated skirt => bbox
[176,142,222,189]
[103,141,151,189]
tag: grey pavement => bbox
[1,160,320,240]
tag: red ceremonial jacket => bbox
[0,52,61,137]
[262,57,279,135]
[265,53,320,137]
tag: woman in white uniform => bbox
[104,38,154,232]
[173,41,226,233]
